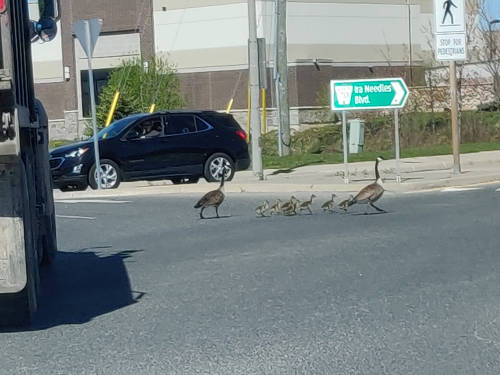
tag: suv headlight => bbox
[65,147,89,158]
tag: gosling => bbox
[321,193,337,213]
[269,199,282,215]
[281,196,299,213]
[298,194,317,215]
[255,200,270,217]
[283,199,299,216]
[337,194,354,213]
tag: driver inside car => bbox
[140,122,162,138]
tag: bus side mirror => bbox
[38,0,60,21]
[30,0,60,43]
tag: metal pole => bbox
[342,111,349,184]
[276,76,283,156]
[407,0,413,86]
[261,88,267,134]
[273,0,282,156]
[86,21,102,189]
[277,0,290,156]
[248,0,263,180]
[394,109,401,183]
[450,61,461,174]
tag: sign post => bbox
[394,109,401,183]
[434,0,466,174]
[342,111,348,183]
[73,19,103,188]
[330,78,409,183]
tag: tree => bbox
[95,57,184,130]
[471,0,500,100]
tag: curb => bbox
[53,174,500,200]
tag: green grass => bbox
[263,141,500,170]
[49,139,75,149]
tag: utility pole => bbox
[248,0,263,179]
[450,61,461,174]
[273,0,282,156]
[407,0,413,86]
[276,0,290,156]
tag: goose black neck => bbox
[375,159,380,180]
[219,172,225,188]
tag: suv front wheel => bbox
[89,159,121,189]
[204,153,235,182]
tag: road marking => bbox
[55,199,130,204]
[441,187,481,192]
[56,215,96,220]
[405,181,500,194]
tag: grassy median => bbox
[263,142,500,170]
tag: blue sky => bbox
[486,0,500,19]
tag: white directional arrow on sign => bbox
[391,81,405,106]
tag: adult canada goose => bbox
[269,199,282,215]
[194,163,228,219]
[298,194,317,214]
[337,194,354,212]
[347,156,386,213]
[321,193,337,213]
[255,200,270,217]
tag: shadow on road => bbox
[23,248,145,331]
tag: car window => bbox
[95,114,146,140]
[165,115,197,136]
[195,116,212,132]
[126,117,163,139]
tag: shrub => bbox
[477,100,500,112]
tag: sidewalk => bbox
[53,150,500,200]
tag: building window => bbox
[80,68,113,118]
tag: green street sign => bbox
[330,78,409,111]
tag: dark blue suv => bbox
[50,111,250,191]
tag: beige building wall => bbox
[154,0,434,73]
[153,0,435,112]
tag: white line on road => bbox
[441,187,481,192]
[55,199,130,204]
[56,215,96,220]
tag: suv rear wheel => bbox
[204,153,235,182]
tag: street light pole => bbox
[276,0,290,156]
[407,0,413,86]
[248,0,263,180]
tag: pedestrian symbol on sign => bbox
[442,0,457,24]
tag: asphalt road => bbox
[2,185,500,374]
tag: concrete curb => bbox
[53,173,500,200]
[53,151,500,200]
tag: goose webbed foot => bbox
[370,203,386,213]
